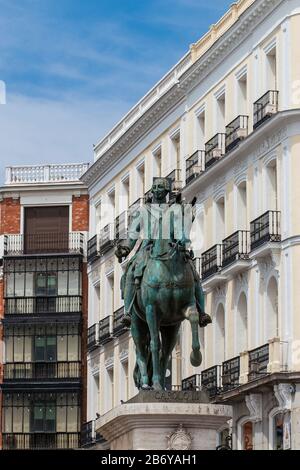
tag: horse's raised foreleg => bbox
[185,305,202,367]
[145,304,162,390]
[160,323,181,389]
[131,312,151,389]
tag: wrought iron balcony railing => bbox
[166,169,182,193]
[222,230,250,268]
[250,210,281,251]
[185,151,205,185]
[201,365,221,398]
[222,356,240,392]
[99,224,114,255]
[87,235,99,264]
[4,295,82,316]
[3,361,81,380]
[87,324,99,351]
[253,90,279,129]
[248,343,269,381]
[201,244,222,280]
[2,432,80,450]
[115,212,128,241]
[225,115,249,152]
[81,420,105,448]
[4,232,84,256]
[181,374,201,391]
[99,315,112,345]
[113,306,128,337]
[205,133,226,169]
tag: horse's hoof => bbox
[190,350,202,367]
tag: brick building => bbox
[0,163,89,450]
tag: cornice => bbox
[82,0,285,189]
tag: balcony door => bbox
[24,206,69,254]
[34,336,57,378]
[30,402,56,448]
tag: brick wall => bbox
[72,195,89,232]
[0,197,21,234]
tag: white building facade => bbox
[83,0,300,450]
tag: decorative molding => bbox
[166,424,193,450]
[214,84,226,100]
[245,393,262,422]
[82,0,285,189]
[263,37,277,55]
[195,103,205,117]
[105,356,114,370]
[235,64,248,81]
[119,349,129,363]
[254,127,288,160]
[274,383,293,411]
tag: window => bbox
[215,197,225,243]
[265,160,278,211]
[215,304,225,364]
[34,336,57,362]
[242,421,253,450]
[35,273,57,296]
[266,45,277,90]
[32,402,56,432]
[196,108,205,150]
[237,73,248,115]
[237,181,247,230]
[137,162,145,198]
[170,131,181,170]
[236,293,248,353]
[215,89,226,133]
[153,147,162,178]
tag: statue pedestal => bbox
[96,391,232,450]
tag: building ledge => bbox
[201,273,227,291]
[249,241,281,260]
[214,371,300,404]
[221,259,252,278]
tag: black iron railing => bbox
[113,306,128,337]
[3,361,81,380]
[201,365,221,398]
[87,235,99,263]
[225,115,249,152]
[248,343,269,380]
[253,90,279,129]
[205,133,226,169]
[99,224,114,255]
[166,169,182,193]
[185,151,205,185]
[2,433,80,450]
[115,212,128,241]
[250,210,281,250]
[222,356,240,391]
[181,374,201,391]
[87,324,98,351]
[222,231,250,268]
[201,245,222,280]
[4,295,82,315]
[99,316,112,345]
[81,420,106,447]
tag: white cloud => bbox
[0,93,130,184]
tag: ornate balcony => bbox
[201,244,222,280]
[225,115,248,152]
[185,151,205,186]
[253,90,279,129]
[248,344,269,381]
[181,374,201,391]
[4,296,82,316]
[87,324,99,351]
[222,230,250,274]
[250,210,281,252]
[2,432,80,450]
[3,361,81,381]
[222,356,240,392]
[5,163,89,185]
[205,133,226,169]
[113,306,128,337]
[81,420,105,448]
[115,212,128,241]
[201,365,221,398]
[4,232,84,256]
[87,235,99,264]
[99,224,114,255]
[99,316,112,345]
[166,169,182,193]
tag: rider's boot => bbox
[195,282,212,327]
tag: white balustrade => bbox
[5,163,89,185]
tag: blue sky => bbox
[0,0,232,182]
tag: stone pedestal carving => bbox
[96,391,232,450]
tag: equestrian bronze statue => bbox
[115,178,211,391]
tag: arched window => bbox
[215,303,225,363]
[266,276,278,340]
[237,292,248,353]
[265,159,278,211]
[242,421,253,450]
[236,181,247,230]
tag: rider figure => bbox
[115,177,211,328]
